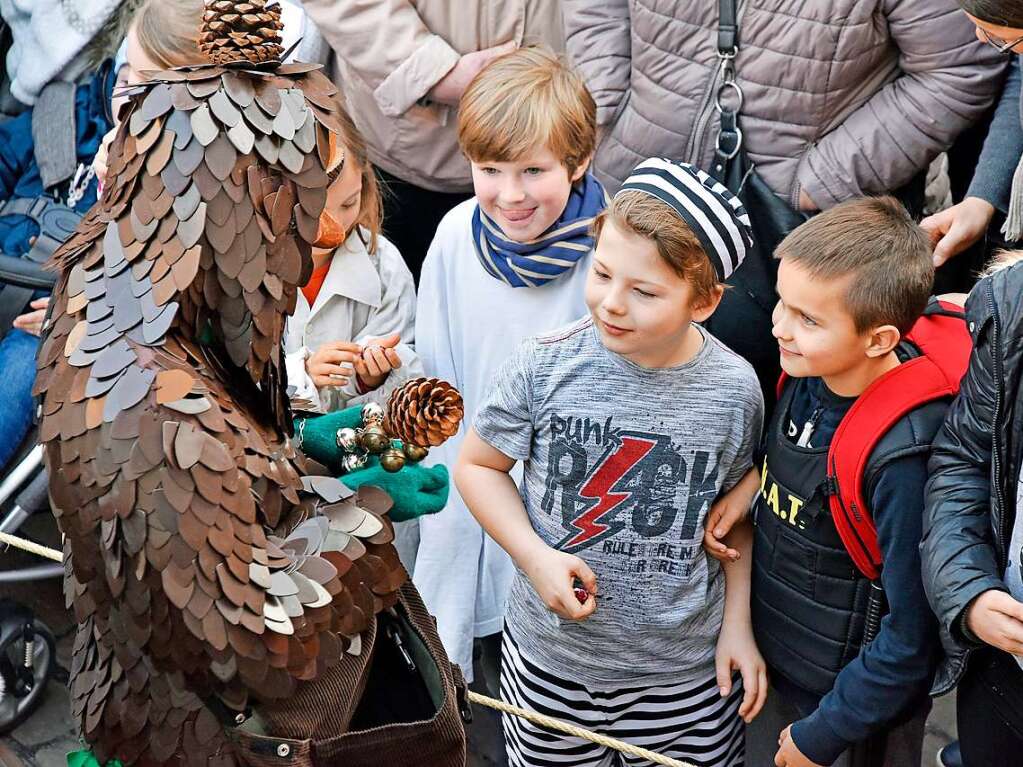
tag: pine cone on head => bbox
[386,378,464,447]
[199,0,284,66]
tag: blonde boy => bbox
[413,48,605,689]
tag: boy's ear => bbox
[865,324,901,358]
[570,153,594,182]
[690,284,725,323]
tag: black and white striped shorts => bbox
[500,628,745,767]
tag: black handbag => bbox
[701,0,807,411]
[701,0,926,412]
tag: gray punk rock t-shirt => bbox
[474,317,764,685]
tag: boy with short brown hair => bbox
[707,196,948,767]
[457,158,765,767]
[412,46,606,690]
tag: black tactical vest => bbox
[750,382,872,697]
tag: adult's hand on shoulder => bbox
[965,589,1023,655]
[921,197,995,268]
[428,40,518,107]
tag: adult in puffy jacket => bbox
[922,254,1023,764]
[923,3,1023,270]
[563,1,1005,207]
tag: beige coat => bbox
[564,0,1006,206]
[301,0,565,193]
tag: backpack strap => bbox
[826,302,971,579]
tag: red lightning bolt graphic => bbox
[565,436,656,548]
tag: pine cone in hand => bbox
[386,378,464,447]
[199,0,284,66]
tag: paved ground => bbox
[0,513,955,766]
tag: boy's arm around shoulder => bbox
[790,451,939,765]
[715,520,768,723]
[922,278,1007,644]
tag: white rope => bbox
[0,531,61,562]
[0,531,696,766]
[467,690,696,767]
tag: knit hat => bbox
[618,158,754,281]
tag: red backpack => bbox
[776,300,973,580]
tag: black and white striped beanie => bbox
[618,158,754,281]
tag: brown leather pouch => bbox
[230,583,468,767]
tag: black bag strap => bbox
[713,0,745,183]
[718,0,738,55]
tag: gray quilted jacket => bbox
[564,0,1006,207]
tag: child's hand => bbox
[965,589,1023,655]
[521,544,598,621]
[306,341,362,388]
[704,468,759,563]
[353,333,402,391]
[93,126,118,191]
[775,725,824,767]
[12,297,50,337]
[715,615,768,723]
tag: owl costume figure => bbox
[34,3,466,765]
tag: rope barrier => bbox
[466,690,695,767]
[0,531,61,562]
[0,530,696,766]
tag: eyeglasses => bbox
[978,27,1023,54]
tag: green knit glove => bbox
[68,750,123,767]
[341,461,449,522]
[295,405,366,475]
[295,405,450,521]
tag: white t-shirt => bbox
[413,198,591,679]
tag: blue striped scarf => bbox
[471,173,608,288]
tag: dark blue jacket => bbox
[0,62,114,261]
[775,376,942,765]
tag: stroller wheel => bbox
[0,606,56,734]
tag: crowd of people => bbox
[4,0,1023,765]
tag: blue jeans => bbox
[0,329,39,471]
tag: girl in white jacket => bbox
[284,107,423,413]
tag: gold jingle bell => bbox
[380,447,406,473]
[359,424,389,455]
[403,443,429,462]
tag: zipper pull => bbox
[386,623,416,673]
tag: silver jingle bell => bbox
[335,427,360,452]
[342,452,368,472]
[361,402,385,426]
